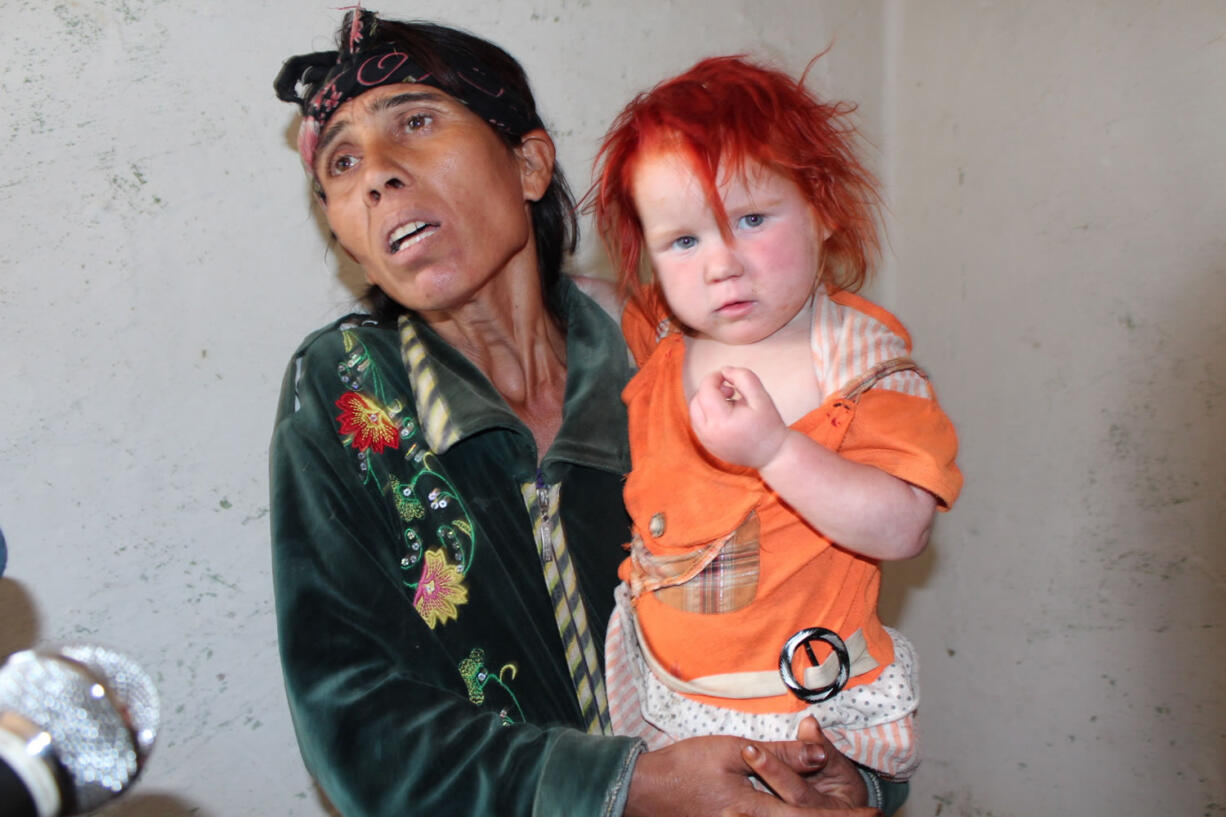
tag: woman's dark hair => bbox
[278,13,578,322]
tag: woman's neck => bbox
[420,265,568,456]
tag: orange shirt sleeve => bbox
[839,388,963,510]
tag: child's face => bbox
[631,149,826,346]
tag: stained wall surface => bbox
[882,2,1226,815]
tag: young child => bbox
[590,56,962,780]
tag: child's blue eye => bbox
[672,235,697,250]
[738,213,766,229]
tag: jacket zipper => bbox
[535,471,554,562]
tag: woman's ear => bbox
[516,129,556,203]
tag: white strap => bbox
[630,611,878,700]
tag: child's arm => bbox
[689,366,936,561]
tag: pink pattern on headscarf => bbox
[346,4,364,50]
[297,117,321,170]
[284,7,534,177]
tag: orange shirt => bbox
[619,289,962,714]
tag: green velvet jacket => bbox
[270,279,642,817]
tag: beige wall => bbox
[883,2,1226,814]
[0,1,1222,815]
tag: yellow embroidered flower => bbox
[413,548,468,628]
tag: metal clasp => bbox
[778,627,851,703]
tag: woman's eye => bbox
[329,153,358,176]
[404,113,433,132]
[738,213,766,229]
[671,235,697,251]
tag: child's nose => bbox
[704,240,744,283]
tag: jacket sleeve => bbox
[269,348,642,817]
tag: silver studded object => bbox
[0,645,159,813]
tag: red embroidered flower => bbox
[335,392,400,453]
[414,548,468,629]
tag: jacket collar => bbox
[397,276,631,475]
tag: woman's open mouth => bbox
[388,221,438,253]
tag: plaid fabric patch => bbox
[630,512,760,614]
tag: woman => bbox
[269,11,892,816]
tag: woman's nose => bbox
[363,149,408,207]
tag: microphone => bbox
[0,646,159,817]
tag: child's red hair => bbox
[591,55,881,313]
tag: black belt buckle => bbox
[779,627,850,703]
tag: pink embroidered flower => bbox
[335,392,400,453]
[414,548,468,629]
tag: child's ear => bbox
[516,129,556,203]
[809,205,834,243]
[811,211,834,291]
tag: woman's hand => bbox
[625,726,877,817]
[744,716,871,809]
[689,366,791,470]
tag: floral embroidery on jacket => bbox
[458,647,525,726]
[333,328,478,630]
[414,548,468,628]
[335,391,401,453]
[389,475,426,522]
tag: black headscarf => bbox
[274,9,536,169]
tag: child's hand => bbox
[689,366,790,469]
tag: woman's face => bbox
[313,83,552,314]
